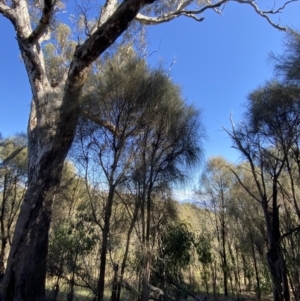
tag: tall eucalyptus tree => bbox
[198,156,236,296]
[75,48,170,301]
[132,73,203,301]
[75,47,204,300]
[227,30,300,301]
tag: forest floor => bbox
[43,286,274,301]
[193,292,273,301]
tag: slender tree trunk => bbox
[110,263,119,301]
[211,261,217,300]
[116,198,140,301]
[251,238,261,299]
[228,241,239,295]
[0,172,8,279]
[282,215,300,301]
[241,254,247,287]
[263,190,290,301]
[234,244,242,295]
[202,265,209,296]
[221,218,228,296]
[50,276,60,301]
[142,254,151,301]
[142,186,153,301]
[97,186,115,301]
[67,270,75,301]
[0,238,7,280]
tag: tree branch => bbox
[67,0,155,85]
[0,2,15,20]
[136,0,227,24]
[26,0,55,44]
[136,0,295,29]
[277,224,300,246]
[81,109,118,135]
[261,0,298,14]
[0,146,26,167]
[57,0,157,144]
[235,0,286,31]
[227,165,261,203]
[224,119,266,201]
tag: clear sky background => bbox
[0,1,300,168]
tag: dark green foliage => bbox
[195,234,212,265]
[48,215,97,277]
[0,134,27,171]
[160,223,194,269]
[150,222,195,299]
[227,30,300,301]
[247,81,300,141]
[0,135,28,277]
[272,29,300,84]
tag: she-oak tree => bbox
[0,0,297,300]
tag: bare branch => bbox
[0,2,15,20]
[262,0,298,14]
[26,0,55,44]
[227,165,261,203]
[180,0,229,15]
[0,146,26,167]
[75,2,92,36]
[136,0,228,25]
[235,0,286,31]
[224,120,266,201]
[135,13,177,24]
[81,110,117,135]
[136,0,295,29]
[277,224,300,246]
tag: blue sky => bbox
[1,1,300,165]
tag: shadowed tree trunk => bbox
[97,186,116,301]
[115,196,141,301]
[228,117,291,301]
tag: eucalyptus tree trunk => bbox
[97,185,116,301]
[142,184,154,301]
[0,1,155,300]
[0,172,9,279]
[115,197,141,301]
[263,202,290,301]
[249,232,261,299]
[221,215,228,297]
